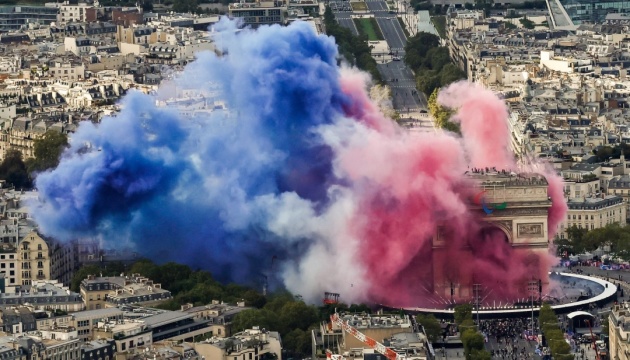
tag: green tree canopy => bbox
[29,130,68,173]
[0,150,32,189]
[461,328,484,357]
[428,88,460,132]
[404,32,465,96]
[454,304,473,325]
[416,314,442,342]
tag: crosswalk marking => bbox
[389,85,416,89]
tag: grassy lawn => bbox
[431,15,447,39]
[353,17,384,40]
[350,1,368,11]
[397,17,410,37]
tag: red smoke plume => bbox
[335,79,566,307]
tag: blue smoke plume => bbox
[31,20,352,285]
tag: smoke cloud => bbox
[30,20,566,306]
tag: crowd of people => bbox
[478,318,539,359]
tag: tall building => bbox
[228,0,286,27]
[0,6,58,31]
[557,0,630,24]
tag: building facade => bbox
[17,231,50,286]
[610,303,630,360]
[559,196,627,238]
[228,0,285,27]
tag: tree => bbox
[454,304,473,325]
[469,349,492,360]
[283,329,311,357]
[461,328,484,357]
[172,0,198,13]
[417,70,441,96]
[129,259,160,280]
[428,88,460,133]
[565,225,589,253]
[539,303,557,328]
[416,314,442,342]
[243,289,267,308]
[277,301,319,334]
[231,309,279,333]
[0,150,31,189]
[439,63,466,87]
[28,130,68,174]
[70,264,106,292]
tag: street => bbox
[377,62,426,111]
[330,0,429,112]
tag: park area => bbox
[353,17,384,41]
[350,1,368,11]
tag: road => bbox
[377,62,426,111]
[365,0,407,52]
[333,9,359,36]
[331,0,429,112]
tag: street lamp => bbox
[528,280,539,336]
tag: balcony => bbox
[37,274,45,280]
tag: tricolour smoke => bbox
[30,20,566,306]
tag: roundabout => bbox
[388,272,618,319]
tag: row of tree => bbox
[0,130,68,190]
[453,304,492,360]
[592,144,630,162]
[557,223,630,260]
[427,88,459,132]
[324,6,383,84]
[539,304,573,359]
[404,32,465,97]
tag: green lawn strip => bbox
[369,17,384,40]
[431,15,446,38]
[353,17,384,41]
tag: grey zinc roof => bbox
[140,311,192,328]
[72,307,122,319]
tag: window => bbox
[37,261,43,268]
[37,244,42,250]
